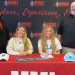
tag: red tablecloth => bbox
[0,54,75,75]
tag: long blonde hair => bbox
[14,25,30,51]
[41,25,55,54]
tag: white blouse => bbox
[6,37,33,55]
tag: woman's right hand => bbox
[20,52,28,55]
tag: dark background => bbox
[0,0,74,53]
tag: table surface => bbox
[2,54,65,62]
[0,53,74,63]
[0,54,75,75]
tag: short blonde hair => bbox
[71,1,75,7]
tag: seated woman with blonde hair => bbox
[6,25,33,55]
[38,25,62,55]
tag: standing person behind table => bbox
[38,25,62,55]
[0,9,10,53]
[6,25,33,55]
[57,1,75,54]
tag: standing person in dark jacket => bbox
[57,1,75,54]
[0,9,10,53]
